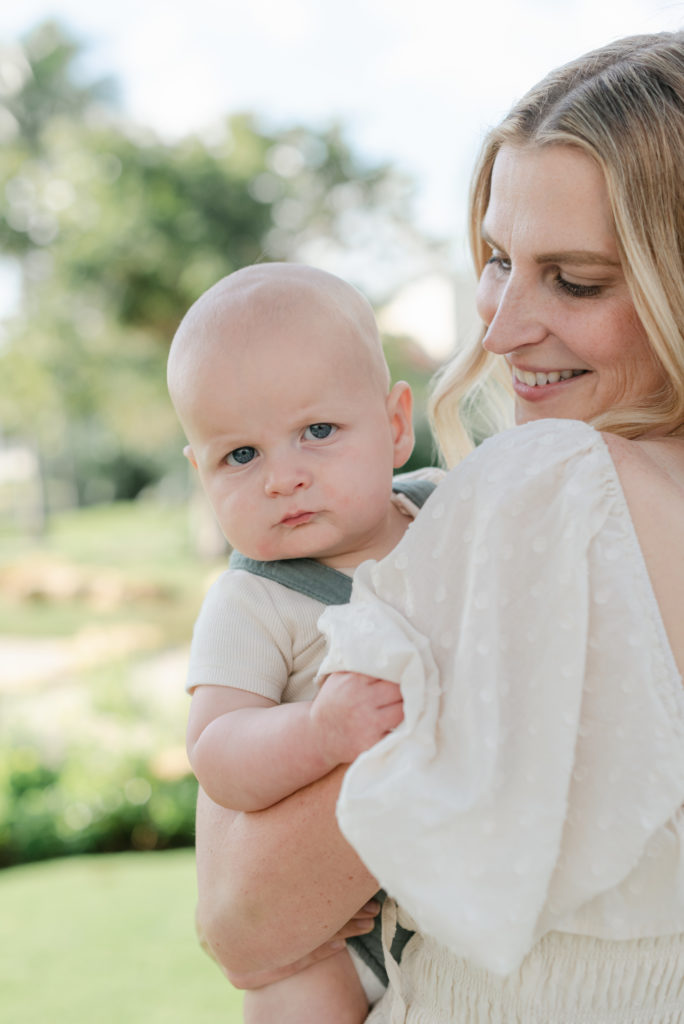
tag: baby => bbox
[167,263,439,1023]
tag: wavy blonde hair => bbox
[431,31,684,466]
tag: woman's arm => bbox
[195,764,380,984]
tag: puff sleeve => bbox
[318,419,684,974]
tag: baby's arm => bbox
[187,674,403,811]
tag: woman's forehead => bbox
[484,145,618,258]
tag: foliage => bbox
[0,20,117,153]
[0,740,197,868]
[1,499,221,868]
[0,20,441,510]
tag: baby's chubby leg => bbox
[242,947,369,1024]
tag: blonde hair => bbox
[431,31,684,466]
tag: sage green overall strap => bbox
[391,476,437,508]
[228,476,437,605]
[229,552,352,605]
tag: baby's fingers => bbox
[380,702,404,732]
[369,678,404,709]
[334,903,380,940]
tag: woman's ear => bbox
[183,444,198,469]
[386,381,415,469]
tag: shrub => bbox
[0,739,197,868]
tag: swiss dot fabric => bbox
[318,419,684,985]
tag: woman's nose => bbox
[478,274,547,355]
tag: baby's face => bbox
[182,310,412,567]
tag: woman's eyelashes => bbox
[554,275,602,298]
[486,253,511,272]
[486,252,602,298]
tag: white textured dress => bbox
[318,419,684,1023]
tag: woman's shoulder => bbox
[476,417,601,461]
[598,432,684,548]
[601,431,684,492]
[439,418,611,503]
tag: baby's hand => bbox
[310,671,403,768]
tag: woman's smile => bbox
[510,364,589,389]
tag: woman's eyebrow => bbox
[534,250,621,267]
[481,227,498,249]
[481,225,621,268]
[481,228,619,268]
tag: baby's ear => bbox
[387,381,415,469]
[183,445,198,470]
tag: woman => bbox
[196,31,684,1021]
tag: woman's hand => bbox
[210,899,381,990]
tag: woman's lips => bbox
[511,366,589,400]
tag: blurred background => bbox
[1,1,681,1020]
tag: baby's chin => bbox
[245,529,336,563]
[243,541,321,562]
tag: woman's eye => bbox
[555,275,602,298]
[486,252,511,273]
[226,446,257,466]
[304,423,337,440]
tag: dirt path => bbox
[0,625,177,690]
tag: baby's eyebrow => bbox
[207,436,245,457]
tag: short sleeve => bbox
[318,419,684,974]
[187,570,323,703]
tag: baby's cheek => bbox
[215,500,255,557]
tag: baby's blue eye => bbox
[304,423,336,440]
[226,446,257,466]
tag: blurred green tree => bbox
[0,20,441,512]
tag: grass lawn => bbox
[0,848,244,1023]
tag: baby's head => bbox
[167,263,414,566]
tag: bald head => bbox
[167,263,390,426]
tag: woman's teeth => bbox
[513,367,586,387]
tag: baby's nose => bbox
[263,456,312,496]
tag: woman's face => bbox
[476,144,665,426]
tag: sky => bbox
[0,0,682,349]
